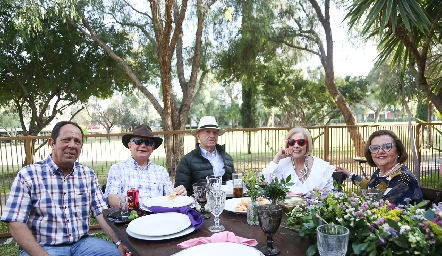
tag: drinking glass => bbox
[207,190,226,232]
[258,204,283,255]
[119,196,129,222]
[317,224,349,256]
[232,173,244,198]
[206,175,222,191]
[193,182,211,219]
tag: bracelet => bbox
[115,240,122,248]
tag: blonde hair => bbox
[285,127,313,155]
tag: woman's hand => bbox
[335,166,351,176]
[273,148,293,163]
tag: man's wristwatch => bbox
[115,240,122,248]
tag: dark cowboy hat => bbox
[122,124,163,149]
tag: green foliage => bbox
[0,3,132,136]
[416,102,429,122]
[261,68,339,126]
[260,174,294,204]
[243,169,265,200]
[0,242,19,256]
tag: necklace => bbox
[292,155,309,183]
[379,163,401,177]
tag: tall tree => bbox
[346,0,442,113]
[0,4,131,164]
[273,0,366,155]
[12,0,219,174]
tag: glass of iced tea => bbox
[232,173,244,198]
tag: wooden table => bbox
[104,209,314,256]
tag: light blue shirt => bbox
[199,146,225,177]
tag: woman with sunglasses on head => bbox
[336,130,423,205]
[104,124,187,208]
[262,127,335,195]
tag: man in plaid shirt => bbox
[1,121,127,256]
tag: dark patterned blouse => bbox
[351,165,423,205]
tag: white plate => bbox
[142,195,194,208]
[173,242,262,256]
[127,212,191,236]
[127,225,195,241]
[224,197,250,214]
[224,197,271,214]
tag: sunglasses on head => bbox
[368,142,393,153]
[286,138,307,147]
[131,138,155,147]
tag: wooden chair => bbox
[420,187,442,209]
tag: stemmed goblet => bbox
[207,190,226,232]
[206,175,222,191]
[258,204,283,255]
[193,182,211,219]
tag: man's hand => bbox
[173,185,187,196]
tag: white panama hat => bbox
[191,116,226,136]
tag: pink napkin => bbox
[177,231,258,248]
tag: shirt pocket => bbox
[141,182,162,199]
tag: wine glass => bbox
[206,175,222,191]
[207,190,226,232]
[193,182,211,219]
[258,204,283,255]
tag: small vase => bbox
[247,199,260,225]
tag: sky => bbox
[296,4,380,78]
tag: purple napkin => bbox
[147,206,203,230]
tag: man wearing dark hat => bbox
[104,124,187,208]
[174,116,235,195]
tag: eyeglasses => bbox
[368,143,394,153]
[286,138,307,147]
[131,138,155,147]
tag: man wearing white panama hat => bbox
[175,116,235,195]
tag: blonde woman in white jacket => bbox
[262,127,335,195]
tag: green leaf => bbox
[306,244,318,256]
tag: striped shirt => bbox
[1,156,107,245]
[104,158,174,202]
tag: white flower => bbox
[399,225,411,234]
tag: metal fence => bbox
[0,123,441,236]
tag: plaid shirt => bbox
[1,156,107,245]
[104,158,174,202]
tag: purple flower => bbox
[376,218,385,226]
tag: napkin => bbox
[177,231,258,248]
[147,206,203,230]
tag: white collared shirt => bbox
[199,146,225,177]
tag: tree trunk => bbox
[374,108,381,123]
[312,0,365,156]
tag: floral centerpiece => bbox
[287,189,442,256]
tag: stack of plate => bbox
[127,212,195,240]
[141,195,195,209]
